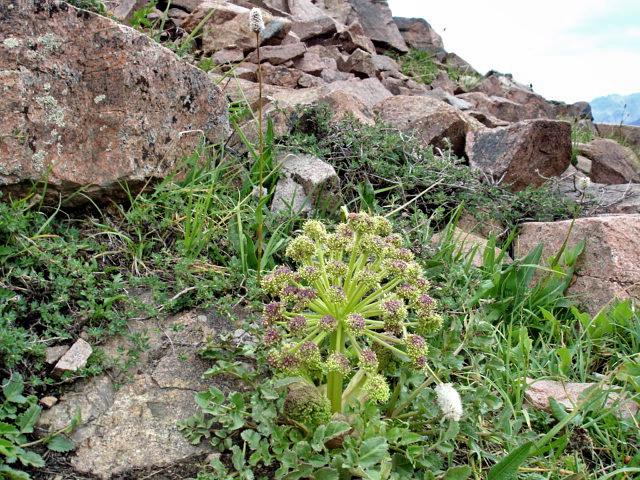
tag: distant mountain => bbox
[590,93,640,125]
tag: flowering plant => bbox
[261,212,444,416]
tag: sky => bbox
[387,0,640,104]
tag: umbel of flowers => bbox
[261,212,443,415]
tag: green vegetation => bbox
[396,49,440,85]
[1,86,638,480]
[1,374,79,479]
[66,0,106,13]
[570,122,595,164]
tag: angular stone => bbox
[577,138,640,185]
[293,51,324,74]
[465,110,510,128]
[271,154,340,214]
[40,396,58,409]
[466,119,572,190]
[213,47,245,64]
[0,0,227,203]
[525,378,638,419]
[515,215,640,314]
[430,71,457,95]
[111,0,148,21]
[341,48,378,78]
[335,21,376,54]
[346,0,408,52]
[457,92,535,123]
[289,0,337,41]
[170,0,205,11]
[184,0,291,54]
[260,64,302,87]
[53,339,92,374]
[246,42,306,65]
[45,345,69,365]
[374,95,469,156]
[394,17,444,52]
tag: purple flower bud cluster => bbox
[326,285,346,304]
[261,266,293,295]
[319,315,338,332]
[326,352,351,375]
[359,348,378,373]
[262,301,284,325]
[347,212,374,233]
[296,265,321,283]
[288,315,307,333]
[264,327,281,346]
[405,334,428,359]
[326,260,348,277]
[346,313,365,335]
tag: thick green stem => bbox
[327,324,344,413]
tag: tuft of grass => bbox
[397,49,440,85]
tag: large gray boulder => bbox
[346,0,408,52]
[466,119,572,191]
[577,138,640,185]
[0,0,228,203]
[393,17,444,52]
[375,95,471,156]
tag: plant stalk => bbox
[255,31,264,283]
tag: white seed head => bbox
[577,176,591,192]
[249,8,265,33]
[435,383,463,422]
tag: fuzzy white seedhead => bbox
[435,383,463,421]
[577,176,591,192]
[249,8,265,33]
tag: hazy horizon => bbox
[388,0,640,104]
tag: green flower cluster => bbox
[261,213,442,414]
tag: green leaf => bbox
[0,422,20,435]
[487,442,534,480]
[312,467,339,480]
[323,421,351,442]
[549,398,569,422]
[358,437,388,468]
[17,449,45,468]
[17,404,41,434]
[46,435,75,453]
[444,465,472,480]
[0,464,31,480]
[2,374,27,404]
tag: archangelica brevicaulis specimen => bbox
[261,212,444,415]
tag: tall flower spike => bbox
[249,8,265,33]
[435,383,463,421]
